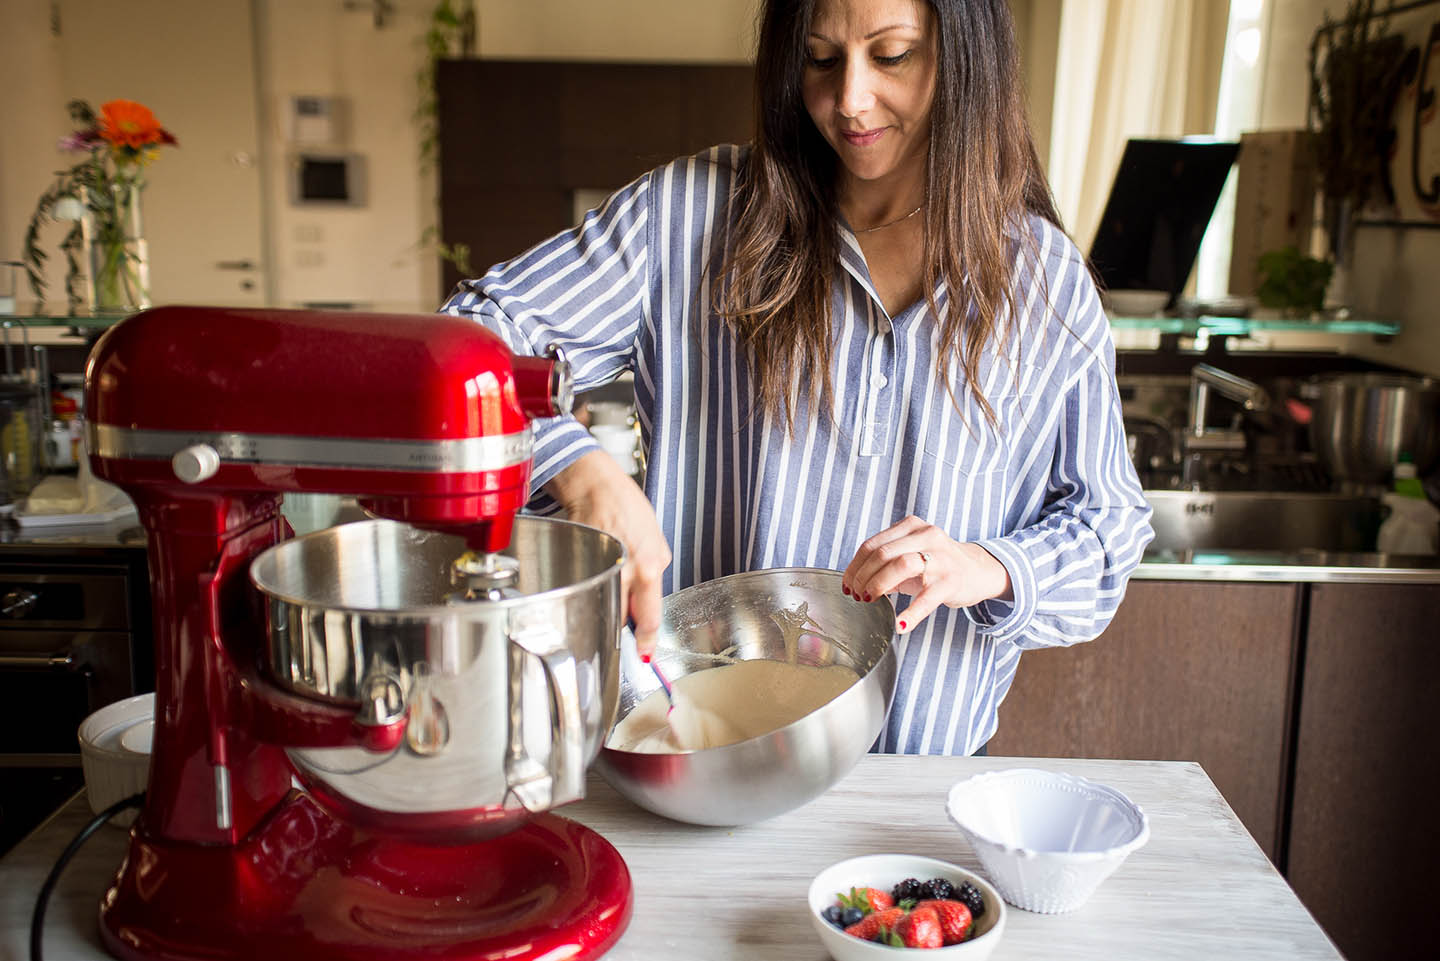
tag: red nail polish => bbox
[842,585,850,596]
[898,619,907,630]
[863,593,871,603]
[640,653,651,664]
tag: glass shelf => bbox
[0,306,132,330]
[1107,313,1401,337]
[0,304,1405,338]
[0,301,440,332]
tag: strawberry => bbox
[843,906,906,941]
[896,905,944,949]
[917,899,973,944]
[836,885,895,913]
[858,887,895,912]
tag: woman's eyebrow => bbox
[807,23,919,43]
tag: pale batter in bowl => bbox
[607,659,858,753]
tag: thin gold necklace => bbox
[854,205,923,234]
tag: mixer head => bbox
[85,305,572,552]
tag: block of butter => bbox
[22,475,85,514]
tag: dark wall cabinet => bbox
[989,577,1440,961]
[436,59,754,290]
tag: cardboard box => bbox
[1228,130,1318,298]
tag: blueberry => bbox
[841,907,864,927]
[822,905,844,928]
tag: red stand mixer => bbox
[84,306,633,961]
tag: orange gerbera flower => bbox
[98,99,176,150]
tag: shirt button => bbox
[876,374,888,388]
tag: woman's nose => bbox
[837,60,877,118]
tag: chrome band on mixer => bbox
[88,423,533,472]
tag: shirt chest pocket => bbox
[920,375,1040,477]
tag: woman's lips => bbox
[841,127,886,147]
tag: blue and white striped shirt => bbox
[443,145,1153,756]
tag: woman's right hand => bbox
[545,450,670,659]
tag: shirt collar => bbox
[836,222,949,326]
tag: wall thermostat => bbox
[289,95,343,144]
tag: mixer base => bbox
[99,792,632,961]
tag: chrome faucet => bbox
[1189,364,1269,438]
[1182,364,1270,489]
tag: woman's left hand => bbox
[841,515,1013,634]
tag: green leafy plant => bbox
[415,0,476,279]
[1256,246,1334,316]
[418,224,472,278]
[1308,0,1408,260]
[24,168,95,311]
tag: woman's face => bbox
[801,0,937,189]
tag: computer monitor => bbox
[1087,138,1240,309]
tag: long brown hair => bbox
[717,0,1063,430]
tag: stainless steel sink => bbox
[1145,490,1383,553]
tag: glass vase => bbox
[91,177,151,313]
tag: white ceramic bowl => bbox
[77,692,155,826]
[808,854,1006,960]
[945,768,1149,914]
[1103,289,1170,317]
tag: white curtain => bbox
[1046,0,1231,250]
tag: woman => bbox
[443,0,1153,755]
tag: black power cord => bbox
[30,792,144,961]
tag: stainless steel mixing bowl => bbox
[249,515,624,835]
[1307,373,1440,485]
[594,568,897,826]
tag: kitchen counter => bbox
[1135,549,1440,583]
[0,516,143,554]
[4,514,1438,584]
[1,755,1340,961]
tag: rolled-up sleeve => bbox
[441,173,654,505]
[964,297,1154,649]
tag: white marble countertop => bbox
[1,755,1340,961]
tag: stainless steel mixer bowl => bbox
[249,516,624,833]
[594,568,897,826]
[1308,373,1440,485]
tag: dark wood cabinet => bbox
[436,59,754,289]
[991,577,1440,959]
[1287,582,1440,961]
[988,580,1302,860]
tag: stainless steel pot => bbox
[249,516,624,833]
[1307,373,1440,485]
[595,568,897,826]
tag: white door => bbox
[57,0,267,306]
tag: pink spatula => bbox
[641,652,711,748]
[641,652,675,709]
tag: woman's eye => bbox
[875,50,913,66]
[807,54,839,69]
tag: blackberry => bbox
[956,880,986,918]
[891,877,925,903]
[921,877,957,901]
